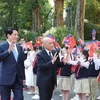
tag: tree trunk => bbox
[54,0,64,27]
[75,0,85,40]
[32,6,40,32]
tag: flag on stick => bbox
[78,38,85,45]
[92,29,96,40]
[23,41,33,50]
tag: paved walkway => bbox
[0,88,100,100]
[24,88,70,100]
[23,88,100,100]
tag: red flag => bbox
[85,41,92,50]
[46,34,56,42]
[97,41,100,49]
[78,38,85,45]
[62,37,70,44]
[89,42,97,57]
[34,37,42,46]
[77,45,82,51]
[46,34,60,49]
[54,41,61,49]
[23,41,33,49]
[69,36,76,49]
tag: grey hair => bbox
[42,37,51,44]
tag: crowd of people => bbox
[0,27,100,100]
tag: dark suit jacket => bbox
[36,49,65,87]
[0,41,25,85]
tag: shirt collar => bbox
[45,49,51,55]
[7,39,16,46]
[7,39,11,45]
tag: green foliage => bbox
[43,26,78,46]
[0,34,6,41]
[84,19,100,40]
[20,0,52,31]
[0,29,40,42]
[64,0,77,27]
[0,0,52,32]
[85,0,100,24]
[38,0,53,32]
[0,0,100,42]
[0,0,21,27]
[18,29,40,42]
[16,0,33,29]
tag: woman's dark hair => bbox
[32,42,35,47]
[82,49,89,61]
[5,27,18,37]
[34,46,39,51]
[64,46,69,50]
[27,48,31,51]
[39,46,42,50]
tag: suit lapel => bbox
[5,41,16,61]
[51,50,56,56]
[4,41,9,50]
[42,49,51,61]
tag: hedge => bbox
[84,19,100,40]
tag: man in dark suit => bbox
[0,27,25,100]
[36,37,68,100]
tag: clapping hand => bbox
[62,52,69,65]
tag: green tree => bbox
[0,0,21,28]
[0,0,52,33]
[54,0,64,27]
[85,0,100,24]
[75,0,85,40]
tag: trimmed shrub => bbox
[84,19,100,40]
